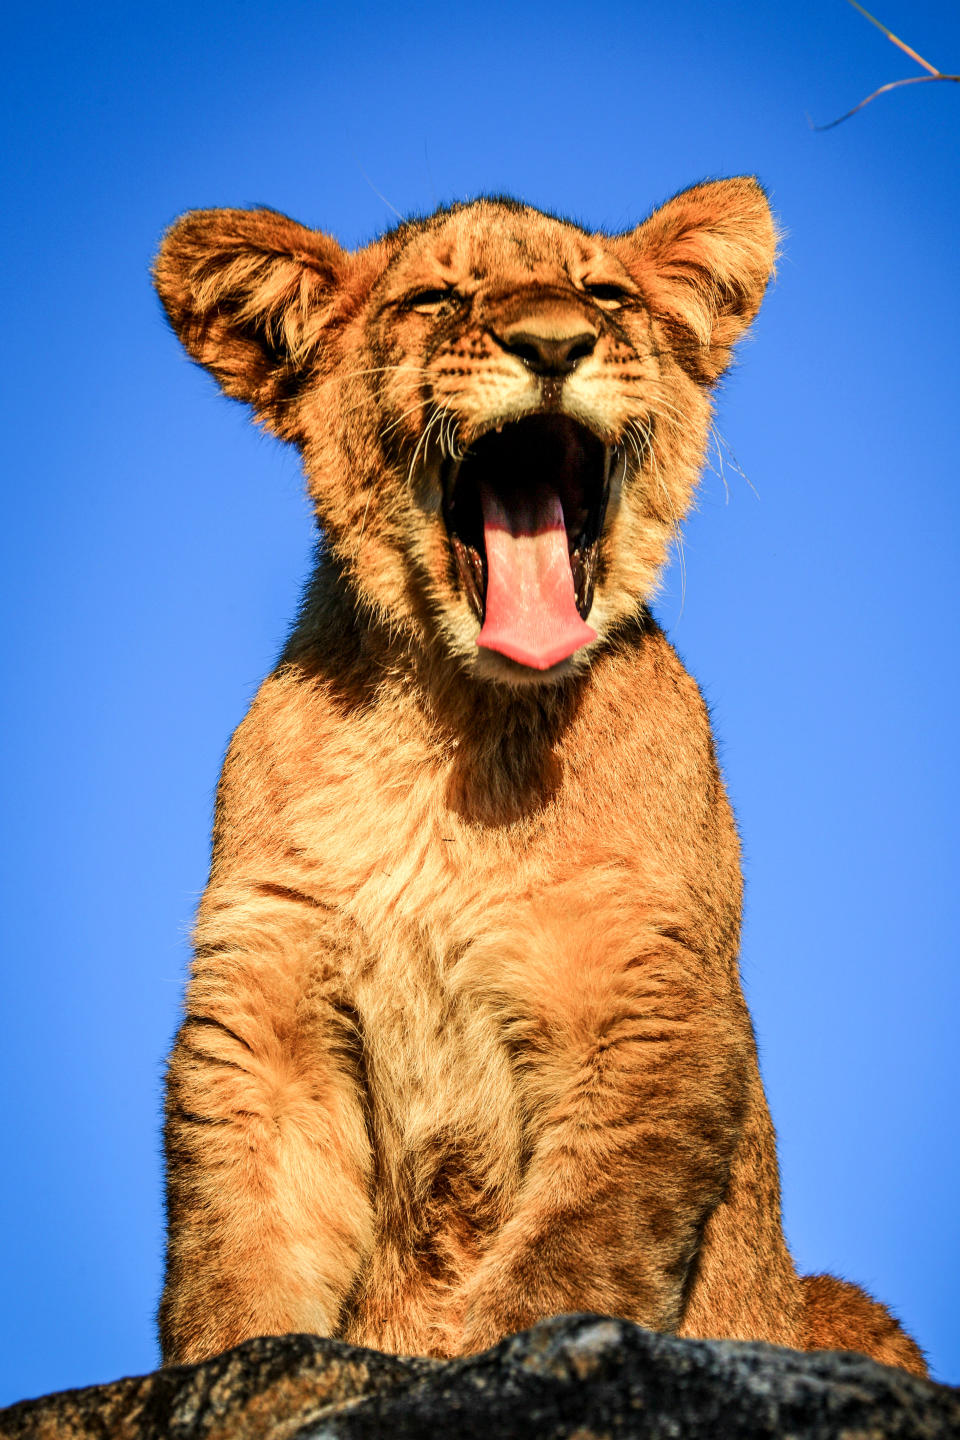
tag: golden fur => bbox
[153,181,925,1374]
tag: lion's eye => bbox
[583,283,631,309]
[406,288,456,314]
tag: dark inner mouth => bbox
[442,414,609,623]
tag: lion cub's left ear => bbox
[614,177,778,383]
[153,207,348,435]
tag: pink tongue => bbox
[476,482,597,670]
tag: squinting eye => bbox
[584,283,631,308]
[406,288,455,313]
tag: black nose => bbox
[494,328,597,377]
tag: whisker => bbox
[441,410,464,462]
[333,363,434,384]
[637,395,690,432]
[406,404,443,487]
[712,426,760,499]
[672,519,687,622]
[708,425,731,505]
[622,422,646,475]
[380,400,431,441]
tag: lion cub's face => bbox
[154,183,776,684]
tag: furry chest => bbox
[347,950,524,1343]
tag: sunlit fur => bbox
[153,180,925,1375]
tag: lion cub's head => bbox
[154,181,775,685]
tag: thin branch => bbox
[813,73,960,131]
[844,0,940,77]
[813,0,958,129]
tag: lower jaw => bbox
[472,643,590,686]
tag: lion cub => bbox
[154,180,924,1374]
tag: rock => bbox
[0,1315,956,1439]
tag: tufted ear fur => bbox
[614,177,778,384]
[153,208,348,433]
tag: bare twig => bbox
[844,0,939,75]
[812,0,959,130]
[815,73,959,130]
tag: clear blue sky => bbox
[1,0,958,1406]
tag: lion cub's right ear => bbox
[153,208,347,433]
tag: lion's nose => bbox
[493,327,597,377]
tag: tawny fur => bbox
[153,180,925,1376]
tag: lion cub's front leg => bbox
[458,904,751,1353]
[160,883,373,1364]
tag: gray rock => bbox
[1,1315,956,1439]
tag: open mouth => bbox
[441,414,617,670]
